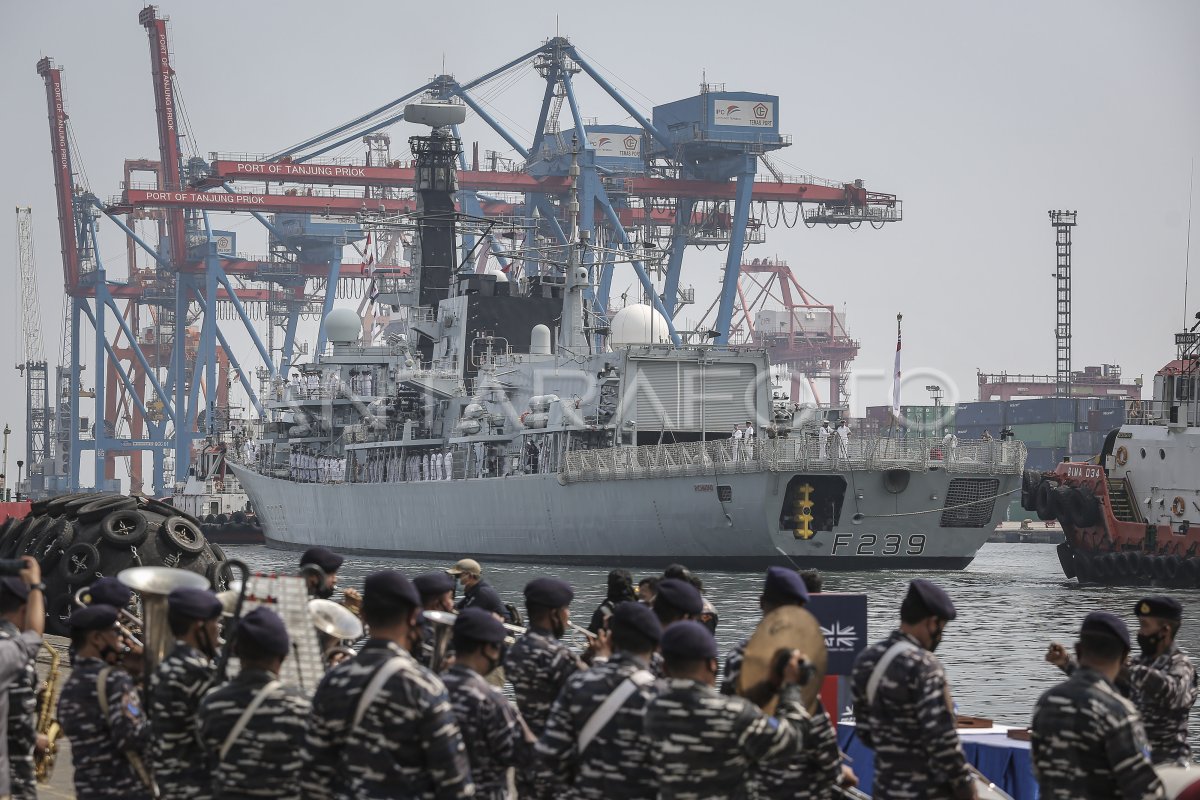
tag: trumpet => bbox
[73,584,145,649]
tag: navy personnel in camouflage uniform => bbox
[1047,594,1197,763]
[1032,611,1166,799]
[57,603,154,800]
[505,577,592,799]
[850,579,976,800]
[149,586,224,800]
[649,577,703,678]
[198,606,310,799]
[304,569,474,800]
[443,608,531,799]
[537,600,662,800]
[77,576,144,681]
[721,567,849,799]
[644,620,812,799]
[414,571,457,669]
[0,562,45,800]
[300,546,344,600]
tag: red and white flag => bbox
[891,314,903,420]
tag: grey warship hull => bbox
[231,441,1021,571]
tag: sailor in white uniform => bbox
[818,421,831,460]
[422,452,431,482]
[836,420,851,460]
[731,424,744,460]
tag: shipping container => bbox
[1088,408,1125,432]
[1007,397,1076,425]
[1026,446,1067,471]
[1068,430,1106,455]
[954,425,998,441]
[955,401,1006,426]
[1010,422,1074,447]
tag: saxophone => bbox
[34,641,62,784]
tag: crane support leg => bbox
[715,165,757,344]
[663,199,695,317]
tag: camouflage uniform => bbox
[643,678,810,800]
[56,657,153,800]
[148,642,216,799]
[1127,644,1197,762]
[504,625,581,798]
[719,637,748,695]
[0,620,38,800]
[504,626,581,736]
[303,639,474,800]
[850,630,973,799]
[536,652,658,800]
[1031,666,1165,799]
[197,667,311,799]
[751,702,841,800]
[442,662,528,799]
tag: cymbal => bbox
[307,599,364,640]
[736,605,827,714]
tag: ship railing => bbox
[561,438,1025,483]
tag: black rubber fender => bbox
[58,541,101,584]
[158,516,205,555]
[1056,542,1077,579]
[98,510,149,548]
[1035,481,1057,521]
[76,495,138,525]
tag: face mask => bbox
[551,613,567,640]
[927,622,945,653]
[314,584,335,600]
[1137,631,1163,657]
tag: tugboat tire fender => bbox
[1092,553,1113,579]
[1164,555,1183,581]
[1035,481,1057,521]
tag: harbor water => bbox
[224,542,1200,758]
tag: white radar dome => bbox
[325,308,363,344]
[610,304,670,347]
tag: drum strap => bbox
[578,669,654,754]
[97,666,158,797]
[219,680,282,761]
[352,656,406,728]
[866,640,917,705]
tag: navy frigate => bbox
[229,103,1025,571]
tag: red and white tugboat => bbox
[1023,327,1200,585]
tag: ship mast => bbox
[560,137,589,353]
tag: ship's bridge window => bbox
[1178,377,1193,401]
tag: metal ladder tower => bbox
[1049,210,1077,397]
[14,209,53,494]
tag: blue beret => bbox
[659,620,718,661]
[167,587,223,621]
[610,601,662,643]
[452,607,506,645]
[300,546,344,573]
[413,571,456,599]
[0,577,29,602]
[655,578,703,616]
[1136,596,1183,622]
[239,606,290,657]
[905,579,957,621]
[524,577,574,608]
[68,604,120,631]
[763,566,809,605]
[83,577,132,608]
[1081,610,1130,648]
[364,570,421,609]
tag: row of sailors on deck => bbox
[288,450,346,482]
[286,371,375,399]
[361,451,457,483]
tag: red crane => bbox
[139,5,189,267]
[698,257,859,408]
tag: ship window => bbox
[1160,449,1166,460]
[1140,448,1147,459]
[717,485,733,502]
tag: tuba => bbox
[34,642,62,784]
[117,566,212,674]
[308,599,364,668]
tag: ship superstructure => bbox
[229,106,1025,570]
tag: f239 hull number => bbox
[832,533,926,556]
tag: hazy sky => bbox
[1,1,1197,486]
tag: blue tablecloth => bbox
[837,723,1037,800]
